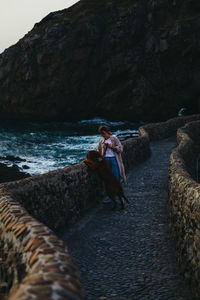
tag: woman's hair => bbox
[98,125,111,134]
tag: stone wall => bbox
[140,114,200,141]
[0,187,85,300]
[169,120,200,298]
[2,133,150,231]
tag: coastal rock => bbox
[0,156,26,163]
[0,162,30,183]
[0,0,200,121]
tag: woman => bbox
[97,125,126,184]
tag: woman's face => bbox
[101,131,110,139]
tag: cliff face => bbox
[0,0,200,122]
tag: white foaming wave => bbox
[17,157,58,175]
[65,135,100,146]
[0,121,140,176]
[113,129,139,135]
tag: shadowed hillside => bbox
[0,0,200,121]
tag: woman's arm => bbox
[96,140,104,153]
[96,142,101,152]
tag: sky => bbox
[0,0,79,54]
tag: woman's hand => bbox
[106,144,114,150]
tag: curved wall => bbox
[140,114,200,141]
[0,187,85,300]
[169,120,200,298]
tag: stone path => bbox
[59,137,193,300]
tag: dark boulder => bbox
[0,0,200,122]
[0,162,30,183]
[0,155,26,163]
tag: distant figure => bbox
[178,107,187,116]
[97,125,126,184]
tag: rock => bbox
[0,155,26,163]
[0,162,30,183]
[0,0,200,122]
[22,165,30,169]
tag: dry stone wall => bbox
[2,164,105,231]
[2,134,151,231]
[140,114,200,141]
[169,120,200,298]
[0,187,85,300]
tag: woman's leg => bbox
[105,157,120,181]
[104,157,120,197]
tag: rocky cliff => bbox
[0,0,200,122]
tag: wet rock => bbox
[22,165,30,170]
[0,162,30,183]
[0,155,26,163]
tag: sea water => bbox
[0,118,141,175]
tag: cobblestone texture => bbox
[59,137,193,300]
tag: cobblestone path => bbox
[59,137,192,300]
